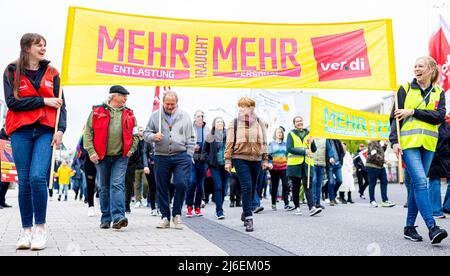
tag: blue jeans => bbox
[444,179,450,211]
[429,178,444,217]
[327,166,342,201]
[154,152,192,219]
[253,169,267,209]
[210,166,229,214]
[313,166,325,205]
[59,185,69,197]
[367,167,389,203]
[11,126,53,228]
[403,148,435,229]
[186,161,207,208]
[95,156,129,224]
[233,159,261,219]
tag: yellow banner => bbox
[310,97,391,141]
[61,7,397,90]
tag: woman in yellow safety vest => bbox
[286,116,322,217]
[390,56,447,245]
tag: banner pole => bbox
[394,90,404,184]
[49,84,64,190]
[307,142,311,189]
[158,87,162,133]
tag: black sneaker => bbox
[316,204,326,210]
[429,226,448,245]
[309,207,322,217]
[241,212,245,222]
[404,226,423,242]
[254,206,264,214]
[100,222,111,229]
[245,219,254,232]
[443,209,450,215]
[229,202,235,208]
[338,197,347,204]
[112,218,129,230]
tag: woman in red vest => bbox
[3,33,66,251]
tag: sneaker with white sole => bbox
[87,207,95,217]
[294,207,302,216]
[309,207,322,217]
[31,228,47,251]
[370,201,379,208]
[156,218,170,229]
[381,201,396,208]
[150,209,158,216]
[172,215,184,230]
[16,231,32,250]
[134,201,142,209]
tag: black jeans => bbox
[0,181,9,205]
[125,163,136,208]
[356,169,369,196]
[145,165,157,210]
[229,173,241,205]
[83,159,97,208]
[290,175,314,210]
[269,170,289,206]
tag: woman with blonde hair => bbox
[390,56,447,244]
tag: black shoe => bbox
[58,196,61,202]
[429,225,448,244]
[316,204,326,210]
[236,202,242,207]
[100,222,111,229]
[245,219,254,232]
[338,197,347,204]
[241,212,245,222]
[229,202,235,208]
[0,205,3,209]
[112,218,129,230]
[443,209,450,215]
[254,206,264,214]
[0,203,11,208]
[404,226,423,242]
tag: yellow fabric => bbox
[400,84,442,152]
[61,7,396,90]
[54,165,75,185]
[310,96,390,141]
[287,132,314,166]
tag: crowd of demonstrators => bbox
[339,142,355,204]
[0,127,12,209]
[427,115,450,219]
[4,33,66,251]
[286,116,322,217]
[268,127,290,211]
[390,56,447,245]
[354,144,369,199]
[186,110,209,218]
[366,140,396,208]
[83,85,138,230]
[224,97,269,232]
[144,90,195,230]
[326,139,344,206]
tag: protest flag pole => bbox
[394,90,404,184]
[49,84,64,190]
[307,142,311,189]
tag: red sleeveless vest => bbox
[5,66,58,135]
[92,105,135,160]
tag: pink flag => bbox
[429,15,450,92]
[152,86,161,112]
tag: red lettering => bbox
[213,37,238,71]
[280,39,300,69]
[241,38,256,71]
[97,26,125,62]
[170,34,190,69]
[148,32,167,68]
[128,30,145,65]
[259,38,278,70]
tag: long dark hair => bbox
[211,117,226,140]
[10,33,47,100]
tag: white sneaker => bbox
[156,218,170,229]
[294,207,302,216]
[142,199,148,207]
[16,231,32,250]
[88,207,95,217]
[150,209,158,216]
[31,228,47,251]
[370,201,379,208]
[172,215,184,230]
[382,201,396,208]
[324,199,330,204]
[134,201,141,209]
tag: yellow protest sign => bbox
[310,97,391,141]
[61,7,396,90]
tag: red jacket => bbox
[92,105,135,160]
[5,66,57,135]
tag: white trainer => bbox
[30,228,47,251]
[370,201,379,208]
[134,201,141,209]
[294,207,302,216]
[16,231,32,250]
[150,209,158,216]
[88,207,95,217]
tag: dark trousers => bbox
[145,165,157,210]
[0,181,9,205]
[357,169,369,196]
[84,159,97,208]
[229,173,241,205]
[290,175,314,210]
[269,170,289,206]
[125,163,136,208]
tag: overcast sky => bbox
[1,0,449,150]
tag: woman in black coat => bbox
[428,119,450,218]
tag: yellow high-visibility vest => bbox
[400,83,443,152]
[287,131,314,166]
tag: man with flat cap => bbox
[84,85,139,230]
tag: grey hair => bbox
[108,93,121,102]
[163,90,179,103]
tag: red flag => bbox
[429,15,450,92]
[152,86,161,112]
